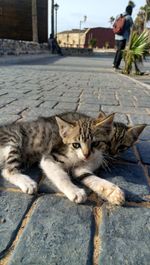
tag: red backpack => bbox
[113,14,126,35]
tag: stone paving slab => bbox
[129,114,150,125]
[0,191,34,258]
[117,147,138,163]
[8,195,94,265]
[136,141,150,165]
[98,163,150,202]
[139,126,150,141]
[0,114,19,124]
[99,206,150,265]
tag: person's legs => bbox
[113,40,119,66]
[113,39,126,69]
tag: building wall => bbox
[57,32,86,48]
[57,27,115,49]
[85,27,115,48]
[0,0,48,42]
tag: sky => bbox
[48,0,146,34]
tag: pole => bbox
[78,21,81,48]
[55,9,57,38]
[78,16,87,48]
[51,0,54,38]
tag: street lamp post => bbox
[54,3,59,39]
[51,0,54,38]
[78,15,87,48]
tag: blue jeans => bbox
[113,39,126,68]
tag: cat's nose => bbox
[84,152,90,159]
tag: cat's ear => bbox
[93,113,115,132]
[55,116,75,138]
[127,124,147,141]
[97,111,106,120]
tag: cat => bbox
[0,111,121,204]
[97,111,146,156]
[0,111,145,205]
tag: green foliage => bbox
[104,42,110,49]
[134,4,150,33]
[109,16,115,26]
[123,30,150,74]
[89,38,97,48]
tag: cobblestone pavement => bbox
[0,55,150,265]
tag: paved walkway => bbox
[0,54,150,265]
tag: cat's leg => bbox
[40,156,87,203]
[2,168,37,194]
[73,167,125,205]
[1,145,37,194]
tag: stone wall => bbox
[61,47,93,56]
[0,39,49,56]
[0,39,93,56]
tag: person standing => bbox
[113,5,134,70]
[48,34,63,56]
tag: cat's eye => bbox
[72,143,81,149]
[91,141,101,148]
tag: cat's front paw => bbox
[18,176,38,195]
[67,188,87,204]
[107,186,125,205]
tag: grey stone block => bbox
[139,126,150,141]
[54,102,77,111]
[136,141,150,164]
[99,99,118,106]
[80,98,100,104]
[129,114,150,125]
[0,191,34,258]
[9,195,94,265]
[22,108,58,121]
[136,100,150,107]
[101,106,145,114]
[117,147,138,163]
[114,113,128,124]
[37,101,58,109]
[0,114,19,124]
[99,206,150,265]
[119,99,135,107]
[97,163,150,201]
[78,103,100,112]
[59,97,79,103]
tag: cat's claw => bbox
[67,188,87,203]
[107,186,125,205]
[18,177,38,195]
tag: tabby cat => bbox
[98,111,146,156]
[0,111,146,205]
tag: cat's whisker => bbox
[101,157,110,171]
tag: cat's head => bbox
[98,111,146,156]
[55,113,115,161]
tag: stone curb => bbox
[114,70,150,90]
